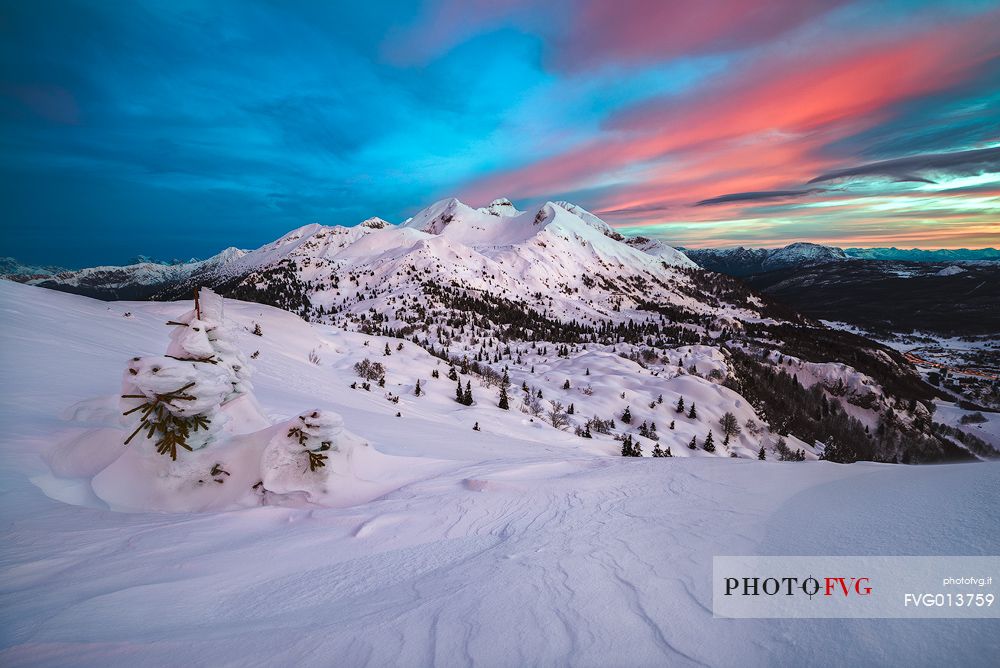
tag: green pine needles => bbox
[288,414,333,471]
[121,381,210,460]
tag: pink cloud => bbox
[384,0,843,68]
[554,0,848,70]
[459,10,1000,211]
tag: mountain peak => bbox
[400,197,480,234]
[477,197,522,217]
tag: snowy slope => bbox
[1,281,998,666]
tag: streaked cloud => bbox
[1,0,998,266]
[809,146,1000,184]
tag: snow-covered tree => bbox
[548,401,570,430]
[261,410,347,501]
[121,288,252,460]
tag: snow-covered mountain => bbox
[682,242,850,276]
[4,197,986,466]
[9,198,704,318]
[6,247,246,300]
[12,197,729,335]
[0,256,66,278]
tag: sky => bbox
[1,0,999,267]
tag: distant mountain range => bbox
[741,260,1000,336]
[680,242,847,277]
[1,249,246,300]
[0,257,67,278]
[681,243,999,276]
[670,242,1000,336]
[843,247,1000,262]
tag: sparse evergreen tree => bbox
[669,420,675,430]
[567,402,574,415]
[464,381,473,406]
[703,430,715,452]
[353,358,385,382]
[563,379,571,390]
[622,406,632,424]
[472,421,480,431]
[688,402,697,419]
[689,436,697,450]
[414,379,422,397]
[456,377,464,404]
[448,366,458,381]
[758,446,766,460]
[498,385,510,410]
[652,442,664,457]
[676,396,685,413]
[384,343,391,356]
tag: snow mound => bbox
[45,288,397,513]
[935,265,966,276]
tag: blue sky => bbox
[1,0,998,267]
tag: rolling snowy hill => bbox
[1,280,998,666]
